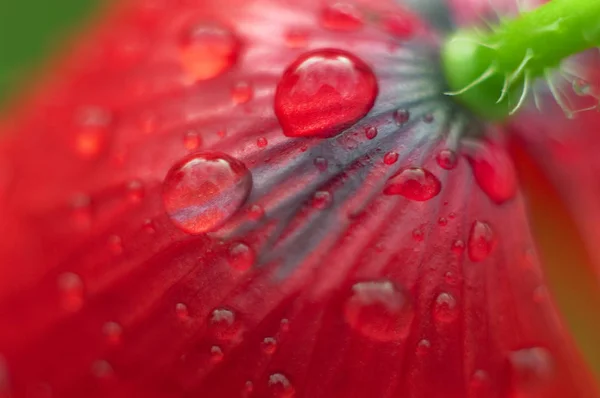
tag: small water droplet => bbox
[228,243,255,271]
[467,221,495,262]
[245,381,254,394]
[433,292,459,323]
[102,322,123,344]
[451,239,465,255]
[416,339,431,356]
[247,204,265,221]
[142,219,156,234]
[70,194,92,228]
[74,107,112,158]
[572,78,591,96]
[423,113,434,123]
[256,137,268,148]
[412,227,424,241]
[344,280,414,341]
[232,81,253,104]
[57,272,84,311]
[261,337,277,354]
[175,303,189,319]
[365,126,378,140]
[469,370,491,397]
[126,180,144,203]
[179,23,240,81]
[468,142,517,204]
[509,347,553,391]
[183,130,202,150]
[107,235,123,255]
[280,318,290,332]
[313,156,329,172]
[438,217,447,226]
[209,308,242,341]
[268,373,295,398]
[162,152,252,234]
[444,271,459,285]
[321,3,364,31]
[284,29,309,48]
[311,190,332,209]
[393,109,410,125]
[275,49,378,138]
[384,167,441,201]
[436,149,458,170]
[210,345,224,362]
[383,151,399,165]
[383,12,417,39]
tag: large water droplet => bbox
[228,242,255,271]
[468,142,517,204]
[467,221,496,262]
[209,308,243,341]
[268,373,295,398]
[433,292,459,323]
[321,3,364,31]
[344,280,414,341]
[274,49,378,138]
[384,167,441,201]
[162,152,252,234]
[179,23,240,81]
[509,347,553,392]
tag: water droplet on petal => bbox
[247,204,265,221]
[232,81,253,104]
[412,227,424,241]
[74,107,112,158]
[393,109,410,125]
[162,152,252,234]
[175,303,189,319]
[71,194,92,228]
[468,221,496,262]
[256,137,268,148]
[436,149,457,170]
[102,322,123,344]
[311,190,333,209]
[468,142,517,204]
[509,347,553,391]
[126,180,144,203]
[383,151,399,165]
[183,130,202,150]
[261,337,277,354]
[268,373,295,398]
[57,272,84,311]
[384,167,441,201]
[228,243,255,271]
[365,126,378,140]
[344,280,414,341]
[433,292,459,323]
[209,308,242,341]
[423,113,434,123]
[451,239,465,255]
[383,12,417,39]
[416,339,431,356]
[142,219,156,234]
[469,370,492,398]
[313,157,329,172]
[572,78,591,96]
[438,217,448,226]
[280,318,290,332]
[321,3,364,31]
[275,49,378,138]
[284,29,309,48]
[245,381,254,394]
[210,345,224,362]
[91,360,114,380]
[179,23,240,81]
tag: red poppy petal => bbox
[0,0,597,397]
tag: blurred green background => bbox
[0,0,101,111]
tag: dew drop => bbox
[451,239,465,255]
[74,107,112,158]
[383,151,399,165]
[280,318,290,332]
[247,204,265,221]
[179,22,240,81]
[142,218,156,234]
[209,308,242,341]
[467,221,495,262]
[313,156,329,172]
[162,152,252,234]
[245,381,254,394]
[107,235,123,255]
[261,337,278,355]
[469,370,492,398]
[284,29,309,48]
[365,126,378,140]
[438,217,448,226]
[433,292,459,323]
[344,280,414,341]
[126,180,144,203]
[256,137,268,148]
[210,346,224,362]
[416,339,431,356]
[412,227,424,242]
[384,167,441,201]
[311,190,332,209]
[321,3,364,31]
[393,109,410,125]
[468,142,517,204]
[572,78,591,96]
[183,130,202,150]
[91,360,114,380]
[70,194,92,228]
[102,321,123,344]
[232,81,253,104]
[436,149,457,170]
[423,113,434,123]
[57,272,84,311]
[228,242,255,271]
[509,347,553,391]
[175,303,189,319]
[274,49,378,138]
[268,373,295,398]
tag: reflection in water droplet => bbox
[275,49,378,138]
[321,3,364,31]
[228,243,255,271]
[383,151,399,165]
[313,157,329,172]
[184,130,202,150]
[393,109,410,125]
[102,322,123,344]
[436,149,457,170]
[384,167,441,201]
[209,308,242,341]
[261,337,278,354]
[433,292,459,323]
[509,347,553,391]
[57,272,84,311]
[162,152,252,234]
[268,373,295,398]
[468,142,517,204]
[311,191,333,209]
[365,126,378,140]
[179,23,240,81]
[468,221,495,262]
[344,280,414,341]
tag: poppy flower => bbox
[0,0,599,397]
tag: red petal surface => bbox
[0,0,597,397]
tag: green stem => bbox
[442,0,600,120]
